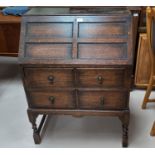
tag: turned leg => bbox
[27,110,48,144]
[119,112,130,147]
[122,124,128,147]
[27,110,41,144]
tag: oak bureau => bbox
[19,7,133,147]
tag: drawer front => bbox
[78,90,128,110]
[24,68,74,88]
[77,68,125,88]
[29,91,75,109]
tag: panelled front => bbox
[25,43,72,59]
[77,17,129,61]
[27,22,73,37]
[20,15,132,64]
[20,14,132,111]
[78,22,128,38]
[22,16,74,59]
[19,9,133,146]
[77,43,127,59]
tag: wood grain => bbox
[19,7,133,146]
[27,22,73,37]
[29,90,76,109]
[77,68,125,88]
[24,68,74,89]
[78,22,127,38]
[135,33,155,88]
[25,43,72,59]
[78,90,128,110]
[78,43,127,59]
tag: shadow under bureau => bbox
[19,7,133,147]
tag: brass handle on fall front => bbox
[48,75,54,83]
[49,96,55,104]
[100,97,104,105]
[97,75,104,84]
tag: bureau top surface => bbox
[25,7,130,16]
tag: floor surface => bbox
[0,57,155,148]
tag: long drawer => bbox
[24,67,129,89]
[28,89,128,110]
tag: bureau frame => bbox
[19,7,133,147]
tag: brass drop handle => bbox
[48,75,54,83]
[97,75,104,84]
[100,96,104,105]
[49,96,55,104]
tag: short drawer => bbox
[24,68,74,88]
[77,68,125,88]
[78,90,128,110]
[28,90,76,109]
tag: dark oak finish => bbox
[27,22,73,37]
[19,7,133,147]
[78,22,128,37]
[25,43,72,59]
[77,68,126,88]
[29,90,76,109]
[78,43,127,59]
[24,68,74,88]
[78,90,128,110]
